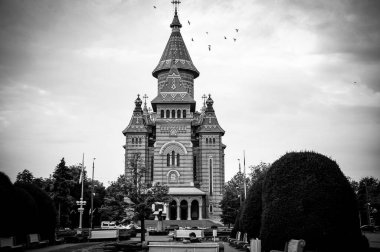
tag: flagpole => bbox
[90,157,95,229]
[243,150,247,200]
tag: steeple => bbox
[122,94,148,135]
[152,1,199,79]
[197,94,225,135]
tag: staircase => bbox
[140,219,223,229]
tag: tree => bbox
[357,177,380,226]
[260,151,366,252]
[52,158,75,228]
[15,169,35,184]
[220,170,251,227]
[124,154,170,243]
[240,162,270,239]
[99,175,129,222]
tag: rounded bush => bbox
[240,175,265,239]
[16,183,57,242]
[260,151,363,252]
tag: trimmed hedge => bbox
[16,183,57,242]
[240,173,265,240]
[260,151,366,252]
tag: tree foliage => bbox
[240,162,270,239]
[16,169,35,184]
[124,154,170,242]
[356,177,380,226]
[220,171,249,227]
[260,151,365,252]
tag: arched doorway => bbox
[180,200,188,220]
[169,200,177,220]
[191,200,199,220]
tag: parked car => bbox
[361,225,376,232]
[101,221,117,229]
[166,224,179,231]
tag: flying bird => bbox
[224,36,227,39]
[206,32,208,35]
[208,45,211,51]
[153,5,156,9]
[191,38,194,41]
[235,29,239,32]
[233,38,236,42]
[188,20,190,25]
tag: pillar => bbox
[199,204,203,220]
[177,203,180,220]
[166,203,170,220]
[187,202,191,220]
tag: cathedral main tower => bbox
[123,2,226,222]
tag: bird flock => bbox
[153,4,240,52]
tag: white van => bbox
[101,221,117,229]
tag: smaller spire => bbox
[134,94,143,113]
[170,0,182,29]
[143,94,149,115]
[205,94,214,112]
[201,94,207,112]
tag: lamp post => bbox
[77,153,86,230]
[90,158,96,229]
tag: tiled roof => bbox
[197,96,225,135]
[152,12,199,78]
[122,96,149,134]
[168,186,206,195]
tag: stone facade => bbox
[122,9,226,221]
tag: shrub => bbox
[260,151,364,252]
[15,183,57,242]
[240,173,265,240]
[0,172,38,241]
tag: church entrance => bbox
[169,200,177,220]
[180,200,188,220]
[191,200,199,220]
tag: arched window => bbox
[167,154,170,167]
[132,138,134,144]
[166,110,170,118]
[161,110,164,118]
[172,151,175,166]
[177,153,180,166]
[206,138,208,144]
[213,138,215,144]
[209,205,213,212]
[177,110,181,118]
[172,110,175,118]
[183,110,186,118]
[139,138,142,144]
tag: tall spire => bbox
[152,0,199,79]
[170,0,182,29]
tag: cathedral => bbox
[122,5,226,222]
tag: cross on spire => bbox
[143,94,148,106]
[202,94,207,106]
[171,0,181,12]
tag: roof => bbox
[152,12,199,78]
[122,95,150,135]
[168,186,206,195]
[197,96,225,135]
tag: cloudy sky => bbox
[1,0,379,186]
